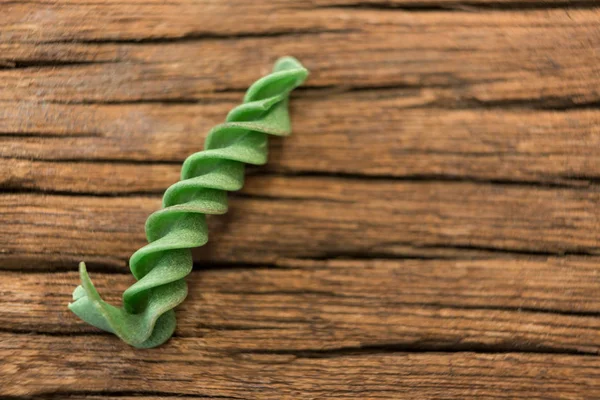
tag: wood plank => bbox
[2,1,591,44]
[2,257,600,354]
[0,101,234,163]
[3,97,600,188]
[3,176,600,270]
[1,9,599,104]
[2,333,600,398]
[0,1,341,43]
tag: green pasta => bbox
[69,57,309,348]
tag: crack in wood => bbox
[1,326,597,356]
[233,342,599,358]
[315,0,600,12]
[431,97,600,112]
[0,187,165,198]
[0,156,184,165]
[36,29,359,45]
[2,391,245,400]
[0,132,100,138]
[0,60,117,71]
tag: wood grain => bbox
[3,1,596,44]
[3,176,600,271]
[3,334,600,399]
[2,0,600,398]
[4,97,600,187]
[1,9,599,104]
[2,257,600,354]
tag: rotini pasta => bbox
[69,57,308,348]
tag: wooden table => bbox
[2,1,600,398]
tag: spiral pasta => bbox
[69,57,309,348]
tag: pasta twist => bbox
[69,57,308,348]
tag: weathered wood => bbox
[1,158,180,194]
[2,257,600,354]
[1,9,599,104]
[2,0,600,398]
[2,2,596,44]
[2,176,600,271]
[3,98,600,187]
[3,333,600,398]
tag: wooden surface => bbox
[2,1,600,398]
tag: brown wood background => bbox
[2,1,600,398]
